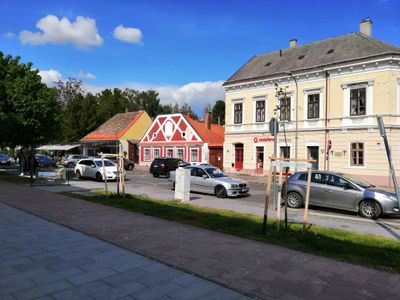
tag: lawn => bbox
[61,189,400,273]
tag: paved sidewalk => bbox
[0,203,246,299]
[1,180,400,299]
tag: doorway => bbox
[307,146,319,170]
[234,143,244,170]
[256,146,264,174]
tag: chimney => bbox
[289,38,297,48]
[360,18,372,36]
[205,112,212,130]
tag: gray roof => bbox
[224,33,400,86]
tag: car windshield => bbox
[341,174,374,188]
[95,160,115,167]
[204,167,225,178]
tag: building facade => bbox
[81,111,152,163]
[223,19,400,186]
[139,113,224,169]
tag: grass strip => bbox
[61,189,400,273]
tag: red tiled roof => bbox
[81,111,143,141]
[184,115,224,146]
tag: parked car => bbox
[150,158,187,177]
[35,154,56,168]
[284,171,400,219]
[104,156,134,170]
[0,153,11,166]
[74,158,122,181]
[169,164,249,198]
[61,154,89,168]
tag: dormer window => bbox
[265,62,271,67]
[327,49,335,54]
[298,55,305,60]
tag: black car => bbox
[104,156,135,170]
[150,158,187,177]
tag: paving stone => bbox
[130,282,182,300]
[101,268,150,287]
[168,280,221,300]
[68,268,117,285]
[93,281,146,300]
[52,280,111,300]
[136,268,184,287]
[201,286,249,300]
[13,279,73,300]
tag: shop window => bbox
[191,149,198,162]
[256,100,265,122]
[280,97,291,121]
[177,149,184,159]
[234,103,243,124]
[351,142,364,166]
[280,146,290,158]
[350,88,366,116]
[307,94,320,119]
[167,149,174,158]
[153,149,160,158]
[144,149,150,161]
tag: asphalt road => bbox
[3,164,400,239]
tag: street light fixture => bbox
[285,72,299,166]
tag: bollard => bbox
[175,167,190,201]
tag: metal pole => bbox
[377,116,400,210]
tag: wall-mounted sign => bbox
[253,137,275,143]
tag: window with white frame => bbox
[190,149,198,162]
[144,149,151,161]
[350,88,366,116]
[280,97,291,121]
[350,142,364,166]
[255,100,265,122]
[307,94,320,119]
[177,149,184,160]
[234,103,243,124]
[167,149,174,158]
[153,148,160,158]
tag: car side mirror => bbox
[91,165,96,168]
[343,182,352,190]
[202,174,208,179]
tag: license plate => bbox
[241,188,248,192]
[153,164,158,167]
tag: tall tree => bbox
[211,100,225,125]
[180,103,199,120]
[0,52,61,147]
[136,90,161,117]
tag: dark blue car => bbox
[35,154,56,168]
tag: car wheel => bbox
[95,172,103,182]
[67,162,74,168]
[359,200,382,219]
[75,170,81,180]
[128,164,134,171]
[286,192,303,208]
[215,185,227,198]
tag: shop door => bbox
[256,146,264,174]
[235,144,244,170]
[307,146,319,170]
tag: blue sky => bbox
[1,0,399,113]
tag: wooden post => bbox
[303,167,312,231]
[262,163,274,234]
[276,165,283,231]
[284,168,289,235]
[121,155,125,199]
[101,155,108,197]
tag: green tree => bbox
[135,90,160,117]
[211,100,225,125]
[0,52,61,148]
[180,103,199,120]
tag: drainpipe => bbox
[324,71,330,171]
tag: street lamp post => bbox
[286,72,299,167]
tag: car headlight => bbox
[231,184,239,188]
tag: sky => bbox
[1,0,399,115]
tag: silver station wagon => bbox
[170,164,250,198]
[284,171,400,219]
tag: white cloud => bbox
[38,69,63,86]
[74,70,96,79]
[19,15,103,49]
[3,32,15,39]
[113,25,142,44]
[84,80,225,114]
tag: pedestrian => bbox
[18,150,25,176]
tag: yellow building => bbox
[81,111,152,163]
[223,19,400,186]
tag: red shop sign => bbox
[253,137,275,143]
